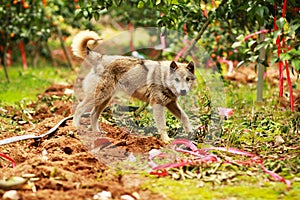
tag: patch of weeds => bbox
[139,81,299,199]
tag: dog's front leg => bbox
[152,103,171,142]
[166,101,193,134]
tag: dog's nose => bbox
[180,89,187,95]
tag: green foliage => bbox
[0,0,94,81]
[0,0,87,45]
[76,0,210,34]
[232,16,300,75]
[75,0,300,75]
[278,19,300,74]
[0,1,50,43]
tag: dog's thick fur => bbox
[72,31,196,142]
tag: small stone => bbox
[22,174,36,178]
[0,177,26,190]
[3,190,21,200]
[41,149,48,161]
[120,194,135,200]
[127,153,136,162]
[149,149,161,158]
[93,191,112,200]
[196,181,205,188]
[274,135,285,146]
[132,192,140,199]
[64,88,74,95]
[0,107,8,113]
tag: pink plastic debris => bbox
[148,139,292,189]
[218,107,234,118]
[0,152,16,168]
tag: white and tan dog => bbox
[72,31,196,142]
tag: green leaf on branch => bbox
[94,12,100,21]
[280,53,292,61]
[255,6,265,25]
[83,10,89,18]
[276,17,286,29]
[249,55,259,62]
[289,48,300,56]
[254,43,267,52]
[232,41,242,48]
[75,9,82,18]
[291,60,300,71]
[137,1,144,8]
[248,40,257,48]
[236,34,244,41]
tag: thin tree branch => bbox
[183,19,210,60]
[56,25,73,70]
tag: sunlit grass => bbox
[142,176,300,200]
[0,65,75,105]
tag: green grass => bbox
[142,177,300,200]
[0,65,75,105]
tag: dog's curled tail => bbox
[71,30,101,59]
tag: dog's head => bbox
[167,61,196,96]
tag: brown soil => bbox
[0,84,165,200]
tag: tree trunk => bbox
[256,26,266,102]
[56,25,73,70]
[2,44,11,83]
[33,41,40,68]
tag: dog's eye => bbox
[175,78,180,82]
[186,77,190,82]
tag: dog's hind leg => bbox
[166,101,193,134]
[90,98,111,131]
[73,96,94,127]
[91,78,117,131]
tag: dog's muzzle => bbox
[180,89,187,96]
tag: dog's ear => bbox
[170,61,178,72]
[186,61,194,74]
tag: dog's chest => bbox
[131,84,176,105]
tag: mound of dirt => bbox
[0,84,165,200]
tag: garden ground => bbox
[0,63,299,199]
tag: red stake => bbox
[19,41,28,70]
[274,1,294,110]
[7,49,12,66]
[274,3,284,97]
[285,60,295,111]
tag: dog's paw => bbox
[160,134,173,143]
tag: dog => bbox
[72,30,196,142]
